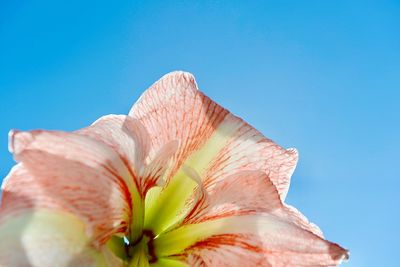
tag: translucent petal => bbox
[0,210,122,267]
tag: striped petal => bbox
[6,130,135,244]
[77,115,150,177]
[76,114,179,243]
[177,215,347,267]
[181,171,281,225]
[154,171,348,266]
[129,71,297,202]
[183,170,324,237]
[77,114,178,197]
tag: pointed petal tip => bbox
[8,130,30,154]
[339,246,350,261]
[287,147,298,156]
[329,242,350,263]
[345,250,350,261]
[286,148,299,166]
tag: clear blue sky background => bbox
[0,1,399,266]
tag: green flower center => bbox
[107,170,202,266]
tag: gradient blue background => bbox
[1,1,399,266]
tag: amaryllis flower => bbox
[0,72,348,267]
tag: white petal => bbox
[0,210,123,267]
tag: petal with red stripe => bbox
[6,130,134,244]
[129,71,297,202]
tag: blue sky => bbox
[0,1,399,266]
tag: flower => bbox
[0,72,349,266]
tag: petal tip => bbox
[330,242,350,263]
[340,247,350,261]
[164,70,196,80]
[287,147,299,159]
[159,71,199,90]
[8,130,35,155]
[287,147,299,170]
[8,130,20,154]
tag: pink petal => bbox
[0,164,61,221]
[154,171,348,266]
[129,71,297,200]
[185,217,348,267]
[77,114,178,197]
[163,214,348,267]
[203,114,298,201]
[5,130,135,244]
[182,170,282,224]
[77,114,150,175]
[279,204,324,238]
[182,169,324,238]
